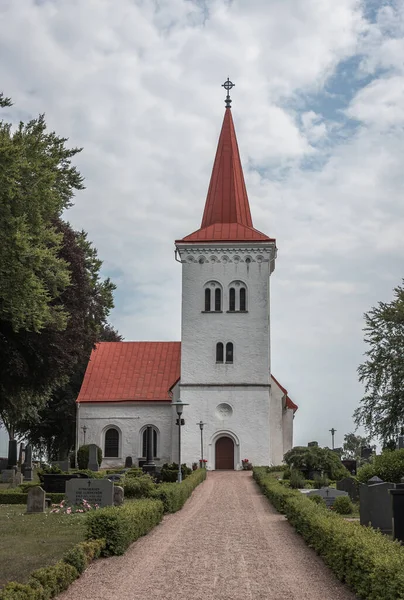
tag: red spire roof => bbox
[177,109,274,244]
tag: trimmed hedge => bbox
[254,467,404,600]
[0,539,105,600]
[0,491,65,505]
[150,467,207,512]
[86,499,164,556]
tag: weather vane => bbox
[222,77,235,108]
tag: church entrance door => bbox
[215,436,234,470]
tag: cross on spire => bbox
[222,78,235,108]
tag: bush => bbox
[86,499,164,556]
[125,467,143,478]
[253,467,404,599]
[69,469,104,479]
[123,474,156,499]
[284,446,348,480]
[0,581,43,600]
[37,465,62,484]
[160,463,192,483]
[151,468,206,513]
[308,494,325,506]
[77,445,102,470]
[313,473,329,488]
[333,496,353,515]
[0,490,65,505]
[357,449,404,483]
[30,562,78,598]
[289,470,306,489]
[63,539,105,574]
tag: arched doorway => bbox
[215,436,234,470]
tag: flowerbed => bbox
[253,467,404,599]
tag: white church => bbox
[77,88,297,470]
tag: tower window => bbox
[216,342,224,363]
[205,288,211,312]
[215,288,221,311]
[240,287,246,311]
[104,428,119,458]
[229,288,236,312]
[226,342,234,363]
[142,427,158,458]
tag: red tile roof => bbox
[177,108,274,244]
[77,342,297,411]
[77,342,181,403]
[271,374,298,412]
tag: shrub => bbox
[37,465,62,484]
[253,467,404,599]
[357,449,404,483]
[77,445,102,470]
[0,581,43,600]
[151,468,206,513]
[313,473,329,488]
[86,499,164,556]
[125,467,143,478]
[284,446,348,480]
[289,470,306,489]
[333,496,353,515]
[63,539,105,574]
[160,463,192,483]
[69,469,104,479]
[30,562,78,598]
[123,474,156,499]
[308,494,325,506]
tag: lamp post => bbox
[172,401,189,483]
[82,425,87,445]
[197,421,206,466]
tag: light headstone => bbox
[87,444,99,472]
[307,487,349,508]
[114,486,124,506]
[27,486,46,513]
[66,478,113,507]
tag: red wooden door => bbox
[215,437,234,470]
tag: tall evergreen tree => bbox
[354,281,404,442]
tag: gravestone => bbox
[42,473,89,493]
[124,456,133,468]
[337,477,359,502]
[7,440,17,469]
[1,469,15,483]
[307,487,349,508]
[23,444,33,481]
[341,459,357,475]
[390,483,404,542]
[18,443,25,467]
[66,478,114,507]
[27,486,46,513]
[397,436,404,450]
[114,486,124,506]
[87,444,99,472]
[359,480,395,533]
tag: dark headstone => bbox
[7,440,18,469]
[308,441,318,447]
[143,426,156,475]
[337,477,359,502]
[398,436,404,450]
[88,444,99,472]
[124,456,133,468]
[360,481,395,533]
[361,446,373,460]
[390,484,404,542]
[42,473,89,493]
[23,444,33,481]
[368,476,383,485]
[341,459,357,475]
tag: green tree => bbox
[342,432,372,461]
[354,281,404,443]
[283,446,348,480]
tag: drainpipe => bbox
[75,402,80,469]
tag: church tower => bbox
[175,81,279,469]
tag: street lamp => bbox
[197,421,206,466]
[82,425,87,445]
[172,401,189,483]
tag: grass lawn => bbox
[0,505,86,589]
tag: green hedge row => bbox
[86,498,164,556]
[0,491,65,505]
[0,539,105,600]
[150,467,207,512]
[253,467,404,600]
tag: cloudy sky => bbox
[1,0,403,449]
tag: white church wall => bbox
[178,245,275,387]
[269,380,285,466]
[178,386,271,469]
[282,408,294,456]
[78,402,173,467]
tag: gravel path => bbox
[59,472,356,600]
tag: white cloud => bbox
[0,0,403,447]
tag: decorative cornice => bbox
[176,244,276,266]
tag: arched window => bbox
[142,427,158,458]
[216,342,224,363]
[215,288,221,311]
[104,428,119,458]
[240,287,246,311]
[226,342,234,363]
[205,288,211,311]
[229,288,236,311]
